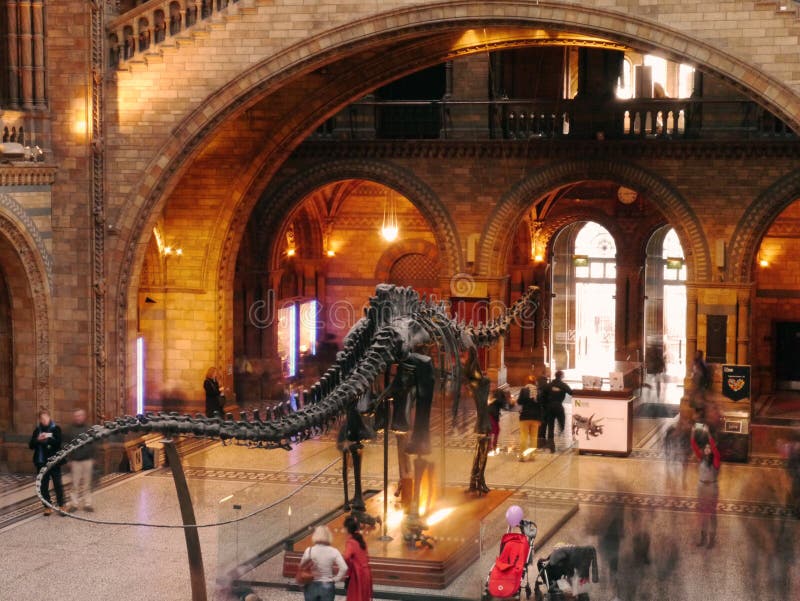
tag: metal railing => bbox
[310,97,794,141]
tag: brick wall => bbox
[17,0,800,420]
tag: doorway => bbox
[776,322,800,390]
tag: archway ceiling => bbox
[153,23,765,292]
[184,26,639,191]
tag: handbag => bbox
[295,547,315,586]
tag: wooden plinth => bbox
[283,488,512,589]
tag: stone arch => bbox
[113,1,797,406]
[536,208,627,260]
[0,210,51,429]
[374,239,439,281]
[478,159,709,281]
[728,169,800,283]
[258,160,462,276]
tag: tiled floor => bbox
[0,410,797,601]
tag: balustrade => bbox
[309,98,794,141]
[108,0,241,68]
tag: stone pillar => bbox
[32,0,45,108]
[445,54,490,139]
[18,0,34,110]
[6,1,19,109]
[614,250,643,363]
[684,283,699,393]
[736,285,752,366]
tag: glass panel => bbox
[576,282,616,374]
[277,304,297,377]
[606,263,616,279]
[590,261,604,279]
[678,64,695,99]
[298,300,318,357]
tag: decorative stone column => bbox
[736,285,752,366]
[18,0,34,110]
[684,283,699,394]
[31,0,45,108]
[5,1,19,109]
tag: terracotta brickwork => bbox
[5,0,800,441]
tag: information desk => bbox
[570,388,634,456]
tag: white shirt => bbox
[301,543,348,583]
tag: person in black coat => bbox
[204,367,224,417]
[29,408,65,515]
[543,370,572,453]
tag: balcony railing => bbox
[311,98,794,141]
[108,0,240,68]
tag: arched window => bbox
[551,221,617,374]
[644,226,686,401]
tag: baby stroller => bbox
[481,519,538,601]
[532,544,599,601]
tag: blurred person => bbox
[645,345,666,401]
[663,412,693,491]
[343,515,373,601]
[597,501,624,601]
[691,425,721,548]
[300,525,347,601]
[487,388,504,455]
[517,385,542,461]
[204,366,224,417]
[543,371,572,453]
[784,436,800,517]
[66,408,95,512]
[28,408,65,515]
[690,350,710,417]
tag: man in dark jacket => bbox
[66,408,95,512]
[543,370,573,453]
[29,408,65,515]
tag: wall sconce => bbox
[534,254,545,263]
[286,224,297,257]
[163,245,183,257]
[326,249,335,258]
[759,258,769,268]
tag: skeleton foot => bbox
[350,508,381,528]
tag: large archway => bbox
[478,159,707,280]
[231,176,445,406]
[0,211,51,431]
[111,4,799,410]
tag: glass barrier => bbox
[216,402,581,600]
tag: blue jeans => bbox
[304,580,335,601]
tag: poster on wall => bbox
[721,364,750,402]
[571,395,632,455]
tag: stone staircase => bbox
[107,0,261,72]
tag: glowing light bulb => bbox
[287,248,296,257]
[326,249,335,257]
[380,225,399,242]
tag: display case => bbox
[570,389,635,456]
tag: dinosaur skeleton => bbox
[572,413,604,440]
[35,284,540,542]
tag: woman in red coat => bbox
[343,515,373,601]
